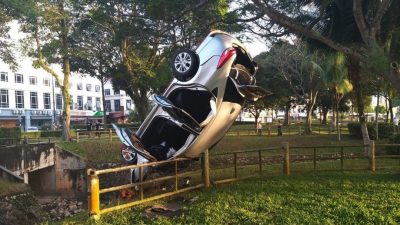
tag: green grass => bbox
[0,178,30,196]
[57,140,123,163]
[53,171,400,225]
[57,129,384,163]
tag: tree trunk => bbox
[283,102,290,126]
[304,91,318,134]
[61,58,71,141]
[375,92,379,140]
[334,93,341,141]
[389,97,394,123]
[59,2,71,141]
[129,85,150,123]
[322,107,328,124]
[349,58,370,151]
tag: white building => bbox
[103,81,134,123]
[0,60,105,130]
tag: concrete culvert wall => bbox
[0,143,87,198]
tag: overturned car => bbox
[113,30,268,181]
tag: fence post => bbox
[282,142,290,176]
[369,141,376,171]
[109,129,112,142]
[77,132,80,143]
[313,147,317,170]
[340,146,344,171]
[202,149,210,188]
[233,152,237,178]
[258,150,262,175]
[88,169,100,220]
[175,160,179,192]
[139,167,144,200]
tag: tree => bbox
[267,42,324,134]
[244,100,266,130]
[244,0,400,147]
[254,49,296,126]
[323,52,353,140]
[2,0,85,140]
[0,11,16,69]
[69,20,119,124]
[85,0,234,122]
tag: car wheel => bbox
[121,145,137,163]
[171,49,199,82]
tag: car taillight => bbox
[217,48,236,69]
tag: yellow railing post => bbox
[369,141,376,171]
[77,132,80,143]
[202,149,210,188]
[88,169,100,220]
[282,142,290,176]
[109,129,112,142]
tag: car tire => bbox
[171,49,199,82]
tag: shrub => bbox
[0,128,21,145]
[21,131,41,138]
[347,122,395,140]
[40,130,62,137]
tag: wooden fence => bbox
[87,141,400,220]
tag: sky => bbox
[6,20,269,73]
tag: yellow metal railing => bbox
[88,141,400,220]
[87,151,209,220]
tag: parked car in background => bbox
[113,30,268,181]
[26,126,39,132]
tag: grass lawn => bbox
[57,133,368,163]
[54,171,400,225]
[0,178,30,196]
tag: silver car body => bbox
[115,31,264,179]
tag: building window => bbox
[126,99,131,109]
[77,96,83,110]
[0,72,8,82]
[0,90,9,108]
[15,90,24,108]
[29,76,37,85]
[86,84,92,91]
[105,100,111,112]
[43,78,50,87]
[56,94,62,109]
[87,97,92,110]
[30,92,38,109]
[15,74,23,84]
[95,85,100,92]
[96,97,101,111]
[105,89,110,96]
[77,83,83,90]
[114,99,120,111]
[43,93,51,109]
[55,81,59,88]
[114,90,120,95]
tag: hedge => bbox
[385,134,400,155]
[0,128,21,145]
[347,122,395,140]
[22,130,63,138]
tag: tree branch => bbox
[34,27,63,89]
[370,0,390,39]
[251,0,363,59]
[353,0,370,44]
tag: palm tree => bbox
[323,52,353,141]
